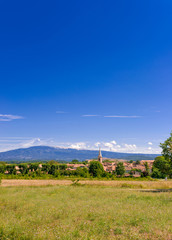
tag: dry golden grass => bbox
[2,179,172,189]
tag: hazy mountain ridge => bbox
[0,146,160,162]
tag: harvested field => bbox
[1,179,172,189]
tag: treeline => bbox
[0,156,172,179]
[0,161,107,178]
[0,160,161,179]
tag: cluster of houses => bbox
[66,160,154,177]
[66,148,154,177]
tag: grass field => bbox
[0,181,172,240]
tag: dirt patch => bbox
[1,179,71,187]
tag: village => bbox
[66,148,154,177]
[1,148,154,178]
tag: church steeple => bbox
[98,147,102,163]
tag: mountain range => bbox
[0,146,160,162]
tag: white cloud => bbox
[0,114,23,122]
[111,140,117,145]
[104,115,142,118]
[124,144,137,151]
[94,142,101,147]
[68,142,87,150]
[21,138,42,148]
[148,147,152,150]
[148,142,153,145]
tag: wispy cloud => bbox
[104,115,142,118]
[0,114,23,122]
[82,115,100,117]
[0,137,54,152]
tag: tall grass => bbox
[0,185,172,239]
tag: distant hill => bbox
[0,146,160,162]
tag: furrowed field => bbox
[0,181,172,240]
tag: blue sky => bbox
[0,0,172,153]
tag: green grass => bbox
[0,173,156,181]
[0,185,172,239]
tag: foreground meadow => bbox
[0,184,172,240]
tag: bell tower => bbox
[98,147,102,163]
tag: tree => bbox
[151,168,162,179]
[48,160,58,165]
[18,163,28,175]
[59,164,67,170]
[75,167,89,178]
[152,156,170,178]
[29,163,39,172]
[0,164,6,174]
[135,160,140,165]
[160,132,172,165]
[116,162,125,177]
[6,164,16,175]
[129,160,133,163]
[71,159,79,164]
[48,164,57,175]
[42,163,51,173]
[89,161,104,177]
[143,162,150,177]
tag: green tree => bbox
[74,167,89,177]
[42,163,51,173]
[59,164,67,170]
[135,160,140,165]
[6,164,16,175]
[140,162,150,177]
[71,159,79,164]
[152,156,170,178]
[116,162,125,177]
[0,164,6,174]
[29,163,39,172]
[18,163,28,175]
[151,168,162,179]
[48,164,57,175]
[89,161,104,177]
[48,160,58,165]
[54,169,60,178]
[160,132,172,166]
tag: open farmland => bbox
[0,183,172,240]
[1,179,172,189]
